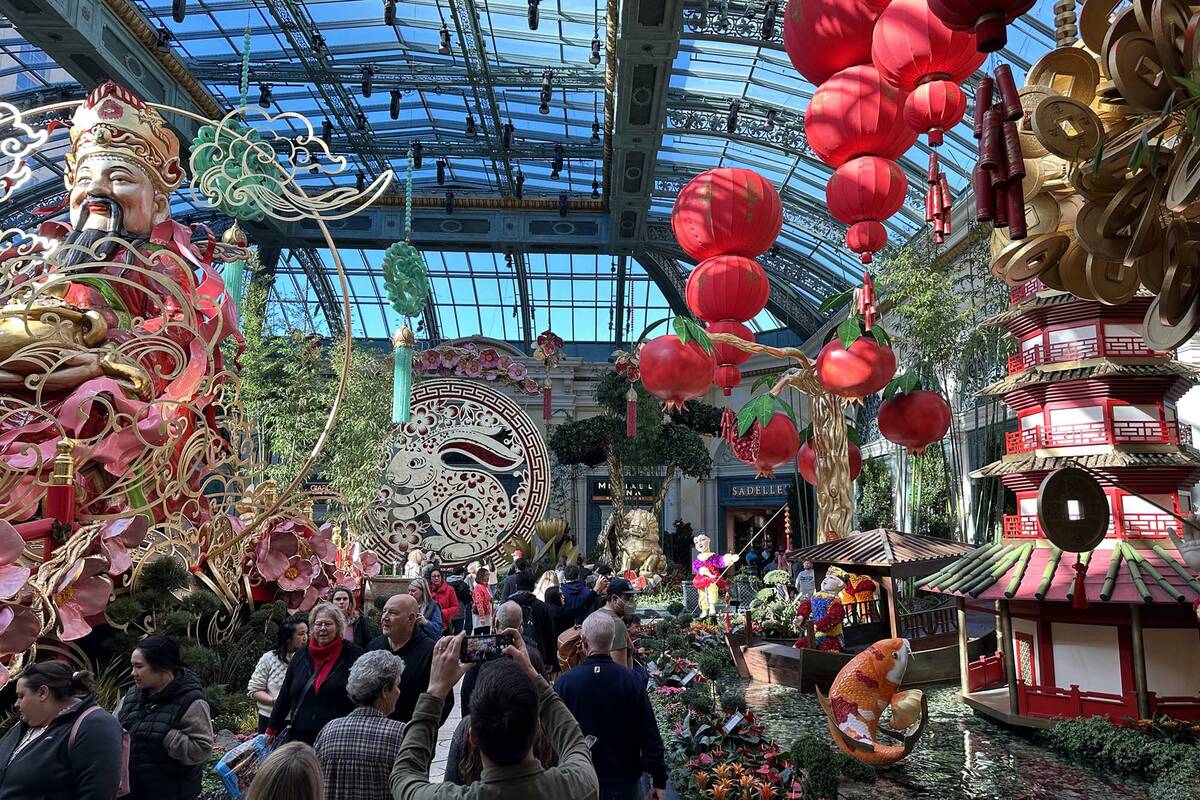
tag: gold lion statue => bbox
[618,508,667,577]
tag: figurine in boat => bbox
[692,532,738,620]
[794,565,847,652]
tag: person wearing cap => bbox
[599,577,639,669]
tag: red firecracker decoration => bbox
[685,255,771,323]
[671,168,783,261]
[927,0,1036,52]
[1072,555,1089,610]
[826,156,909,226]
[783,0,884,85]
[805,64,918,167]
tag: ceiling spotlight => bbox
[439,24,452,55]
[762,0,778,39]
[592,179,600,199]
[356,112,367,131]
[412,140,423,168]
[362,67,374,98]
[312,33,327,57]
[172,0,186,23]
[505,252,513,269]
[445,190,455,214]
[589,37,601,65]
[502,120,515,150]
[591,118,601,144]
[539,98,550,115]
[437,159,446,185]
[155,26,172,53]
[356,171,365,191]
[321,118,333,144]
[390,89,401,119]
[515,169,525,198]
[258,83,272,109]
[465,114,477,138]
[528,0,540,30]
[726,99,739,133]
[551,143,564,179]
[765,108,777,131]
[559,192,568,217]
[384,0,396,25]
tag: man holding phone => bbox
[390,629,600,799]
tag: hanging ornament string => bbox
[239,20,252,109]
[405,148,414,243]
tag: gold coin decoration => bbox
[1032,96,1104,160]
[1027,47,1102,104]
[1007,234,1072,285]
[1085,255,1140,305]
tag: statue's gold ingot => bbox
[0,297,108,368]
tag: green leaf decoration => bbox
[847,426,860,446]
[799,423,813,444]
[775,397,798,426]
[751,373,779,394]
[736,394,776,437]
[1174,74,1200,98]
[836,317,861,349]
[1091,132,1106,174]
[673,317,712,353]
[382,241,431,317]
[883,371,920,400]
[817,287,855,313]
[870,325,891,347]
[1130,130,1149,174]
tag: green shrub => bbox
[667,601,684,616]
[680,684,716,716]
[789,733,877,799]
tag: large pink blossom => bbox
[52,556,112,641]
[508,362,528,381]
[98,515,149,575]
[0,522,38,681]
[310,522,338,565]
[440,349,461,369]
[479,348,500,369]
[460,357,482,378]
[419,350,441,371]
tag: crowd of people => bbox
[0,552,665,800]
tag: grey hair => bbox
[308,602,346,635]
[495,601,523,632]
[346,650,405,706]
[581,611,615,653]
[408,576,430,602]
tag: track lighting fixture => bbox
[502,120,515,150]
[390,89,401,119]
[437,159,446,185]
[592,179,600,199]
[362,67,374,98]
[591,118,601,144]
[726,99,739,133]
[505,253,513,269]
[445,191,455,214]
[356,171,365,191]
[528,0,540,30]
[465,114,477,138]
[384,0,396,25]
[765,108,777,131]
[312,34,327,57]
[321,118,333,144]
[412,140,423,168]
[439,24,452,55]
[258,83,272,109]
[516,169,525,198]
[172,0,186,23]
[590,37,601,65]
[551,143,564,179]
[155,26,172,53]
[541,69,553,98]
[356,112,367,131]
[762,0,777,40]
[559,192,568,217]
[539,98,550,115]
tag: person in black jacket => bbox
[367,593,453,724]
[331,587,374,649]
[554,612,666,800]
[543,585,575,639]
[116,635,214,800]
[497,557,529,603]
[506,572,557,668]
[266,603,362,746]
[0,661,124,800]
[559,564,599,625]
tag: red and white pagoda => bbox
[922,278,1200,726]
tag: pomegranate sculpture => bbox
[877,375,951,454]
[638,321,715,411]
[815,318,896,399]
[723,395,802,477]
[798,435,863,484]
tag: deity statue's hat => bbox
[826,565,849,582]
[65,81,184,193]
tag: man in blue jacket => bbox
[559,564,599,624]
[554,611,667,800]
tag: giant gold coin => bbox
[1056,194,1086,233]
[1080,0,1126,54]
[1144,294,1200,350]
[1101,7,1144,76]
[1157,222,1200,323]
[1150,0,1190,80]
[1006,233,1071,285]
[1085,255,1140,304]
[1124,173,1165,264]
[1166,135,1200,212]
[1021,158,1046,199]
[1032,96,1104,160]
[991,238,1027,280]
[1040,259,1068,291]
[1109,32,1174,112]
[1018,87,1060,159]
[1026,193,1062,236]
[1137,245,1167,293]
[1058,242,1096,299]
[1075,199,1130,260]
[1027,46,1101,104]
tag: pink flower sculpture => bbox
[309,523,338,565]
[52,556,112,641]
[461,357,482,378]
[479,348,500,369]
[521,378,539,394]
[497,355,513,371]
[420,350,441,371]
[508,362,528,381]
[440,349,461,369]
[0,522,38,681]
[98,515,149,576]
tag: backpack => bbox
[70,705,130,796]
[450,577,472,607]
[557,624,584,672]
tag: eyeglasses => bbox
[312,620,336,629]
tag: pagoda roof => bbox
[791,528,975,578]
[979,361,1200,397]
[987,290,1155,327]
[971,448,1200,478]
[919,540,1200,605]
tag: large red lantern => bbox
[871,0,984,93]
[903,80,967,147]
[845,220,888,264]
[825,156,908,226]
[783,0,883,85]
[708,321,755,396]
[685,256,771,323]
[805,65,919,167]
[671,168,783,261]
[927,0,1036,52]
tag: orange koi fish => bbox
[815,637,928,768]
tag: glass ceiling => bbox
[0,0,1057,344]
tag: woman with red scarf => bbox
[266,603,362,745]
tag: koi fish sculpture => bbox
[815,637,929,768]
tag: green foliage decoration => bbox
[382,241,431,317]
[855,457,896,531]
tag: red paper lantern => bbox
[671,168,783,261]
[714,365,743,396]
[871,0,985,92]
[805,65,919,167]
[903,80,967,147]
[782,0,883,85]
[685,256,771,323]
[826,156,909,226]
[927,0,1036,52]
[845,221,888,264]
[709,321,755,396]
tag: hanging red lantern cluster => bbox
[927,0,1035,53]
[674,168,781,395]
[971,66,1027,240]
[782,0,883,85]
[805,65,917,168]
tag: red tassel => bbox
[626,387,638,437]
[543,380,552,421]
[1072,555,1089,610]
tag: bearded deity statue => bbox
[0,81,240,525]
[618,508,667,579]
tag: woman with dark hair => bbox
[266,603,361,746]
[247,615,309,733]
[331,587,373,648]
[0,662,124,800]
[115,635,214,800]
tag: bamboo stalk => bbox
[1100,546,1124,602]
[943,543,1014,593]
[1065,550,1092,603]
[1004,543,1035,598]
[919,540,1003,589]
[1034,547,1063,600]
[1121,543,1153,603]
[1151,544,1200,594]
[1124,544,1185,602]
[964,544,1028,597]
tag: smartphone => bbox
[460,632,514,663]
